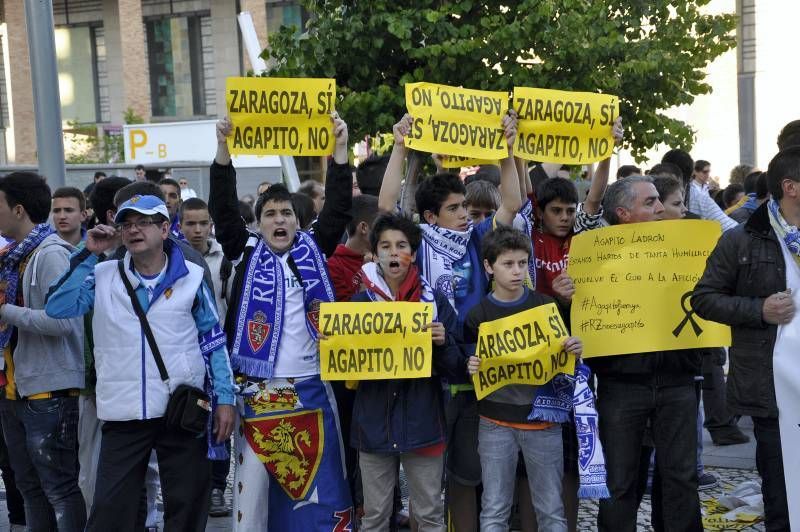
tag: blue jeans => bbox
[478,418,566,532]
[0,397,85,532]
[596,379,701,532]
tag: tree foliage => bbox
[264,1,736,162]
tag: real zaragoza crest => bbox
[243,409,325,500]
[247,310,271,353]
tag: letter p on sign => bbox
[129,129,147,159]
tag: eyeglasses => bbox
[117,218,160,232]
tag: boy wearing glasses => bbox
[45,194,236,531]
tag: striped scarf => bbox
[768,199,800,268]
[0,224,54,350]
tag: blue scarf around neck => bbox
[231,231,334,379]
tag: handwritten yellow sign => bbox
[513,87,619,164]
[471,303,575,400]
[404,82,508,160]
[568,220,731,357]
[319,302,433,381]
[226,77,335,156]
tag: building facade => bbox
[0,0,321,180]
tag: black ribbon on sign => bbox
[672,291,703,338]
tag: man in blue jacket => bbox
[46,195,235,531]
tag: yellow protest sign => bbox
[513,87,619,164]
[471,303,575,400]
[226,77,335,156]
[319,302,433,381]
[404,82,509,160]
[441,155,499,168]
[568,220,732,358]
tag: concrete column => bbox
[4,0,37,164]
[210,0,241,115]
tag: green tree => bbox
[264,1,735,162]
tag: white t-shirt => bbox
[134,255,168,303]
[272,253,318,377]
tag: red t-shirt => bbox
[532,228,571,298]
[327,244,364,302]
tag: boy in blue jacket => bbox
[341,213,464,532]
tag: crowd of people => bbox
[0,111,797,532]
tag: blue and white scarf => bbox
[517,199,537,288]
[418,223,473,308]
[529,363,610,499]
[231,232,335,379]
[0,223,54,350]
[199,323,230,460]
[768,199,800,268]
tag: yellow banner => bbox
[471,303,575,400]
[319,302,433,381]
[513,87,619,164]
[441,155,499,168]
[226,77,336,156]
[404,82,509,160]
[568,220,731,358]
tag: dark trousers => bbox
[0,397,85,532]
[87,418,211,532]
[752,416,790,531]
[596,378,701,532]
[702,351,740,437]
[211,438,231,490]
[0,413,25,525]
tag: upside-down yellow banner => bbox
[568,220,731,358]
[471,303,575,400]
[226,77,336,156]
[319,302,433,381]
[404,82,509,160]
[513,87,619,164]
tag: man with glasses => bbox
[46,194,236,531]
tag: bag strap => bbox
[117,260,169,384]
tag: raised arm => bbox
[583,116,623,215]
[494,110,522,226]
[378,114,413,213]
[310,114,353,257]
[209,117,249,261]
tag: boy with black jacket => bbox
[340,213,463,532]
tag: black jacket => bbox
[208,160,353,352]
[691,202,785,418]
[349,291,465,453]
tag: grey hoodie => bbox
[0,233,84,396]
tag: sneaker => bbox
[209,487,230,517]
[712,430,750,446]
[698,472,719,491]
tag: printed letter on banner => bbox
[226,77,335,156]
[404,82,508,160]
[471,303,575,400]
[513,87,619,164]
[319,302,433,381]
[568,219,731,358]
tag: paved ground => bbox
[0,418,763,531]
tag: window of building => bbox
[55,25,108,124]
[266,1,310,35]
[145,14,210,118]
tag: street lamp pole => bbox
[24,0,65,187]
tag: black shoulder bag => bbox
[117,261,210,434]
